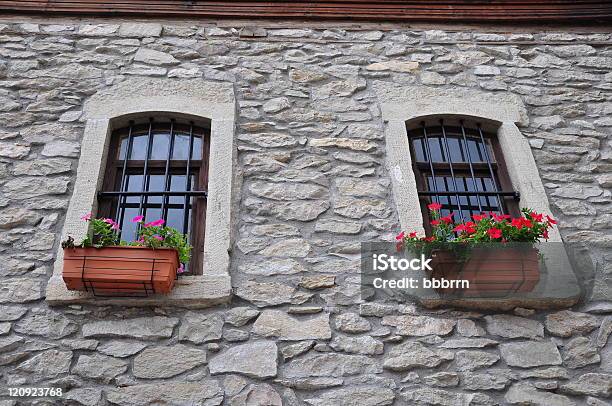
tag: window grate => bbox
[408,119,519,226]
[97,119,209,273]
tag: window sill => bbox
[46,274,232,309]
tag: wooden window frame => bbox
[98,120,211,275]
[407,119,520,234]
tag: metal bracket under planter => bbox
[62,246,179,298]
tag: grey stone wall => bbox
[0,18,611,405]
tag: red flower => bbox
[511,217,533,229]
[440,214,454,224]
[472,213,486,221]
[431,220,440,226]
[492,213,511,222]
[409,232,417,238]
[543,229,549,240]
[422,236,435,242]
[453,222,476,234]
[531,212,543,222]
[487,228,502,239]
[511,218,524,229]
[395,231,405,241]
[546,215,557,225]
[428,202,442,211]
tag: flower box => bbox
[63,246,179,296]
[429,246,540,296]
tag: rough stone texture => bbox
[0,17,610,406]
[178,311,224,344]
[506,383,576,406]
[383,341,454,371]
[253,310,332,341]
[133,344,207,378]
[82,317,178,339]
[106,381,223,406]
[485,314,544,339]
[500,341,563,368]
[382,315,456,336]
[546,311,600,337]
[72,353,128,383]
[304,386,395,406]
[209,340,278,378]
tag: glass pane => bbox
[412,138,426,162]
[427,137,444,162]
[119,137,128,160]
[130,135,149,160]
[447,137,463,162]
[126,174,143,204]
[173,134,202,160]
[147,174,165,205]
[150,133,170,160]
[166,208,185,234]
[169,174,189,205]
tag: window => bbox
[407,119,519,230]
[98,119,210,274]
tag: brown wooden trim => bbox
[0,1,610,23]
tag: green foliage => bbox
[62,213,192,268]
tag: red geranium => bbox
[427,202,442,211]
[487,228,502,239]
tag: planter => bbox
[63,246,179,296]
[429,247,540,297]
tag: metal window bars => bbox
[410,120,519,220]
[97,119,207,254]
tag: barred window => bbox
[407,119,519,230]
[98,118,210,274]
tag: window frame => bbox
[99,120,211,275]
[406,120,520,233]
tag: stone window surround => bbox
[380,86,562,243]
[46,78,235,308]
[378,85,580,309]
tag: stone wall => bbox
[0,18,611,405]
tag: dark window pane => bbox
[413,138,426,161]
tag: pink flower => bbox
[111,223,120,230]
[395,231,405,241]
[131,215,144,223]
[144,219,165,228]
[80,212,92,221]
[153,235,163,241]
[177,264,186,274]
[409,232,417,238]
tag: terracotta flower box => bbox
[429,247,540,297]
[63,246,179,296]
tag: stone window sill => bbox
[46,274,232,308]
